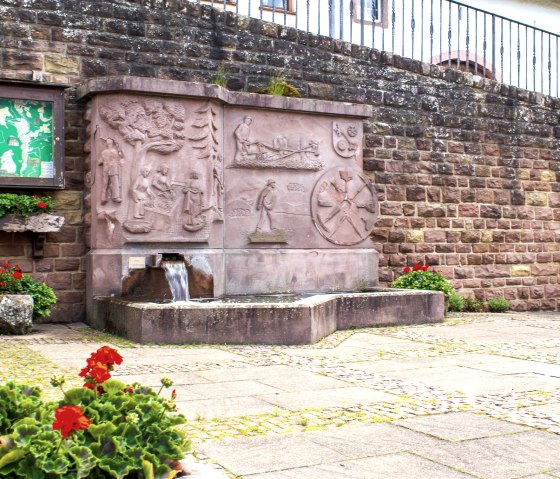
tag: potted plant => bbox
[0,345,190,478]
[0,262,57,334]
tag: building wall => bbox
[0,0,559,318]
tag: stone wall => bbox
[0,0,559,316]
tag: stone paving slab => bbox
[111,371,211,387]
[197,366,352,391]
[257,386,396,410]
[187,380,283,399]
[176,396,280,421]
[199,434,347,476]
[394,412,530,441]
[244,452,478,478]
[419,430,560,479]
[301,422,443,457]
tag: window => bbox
[364,0,380,22]
[261,0,294,12]
[355,0,387,24]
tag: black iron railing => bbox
[197,0,560,97]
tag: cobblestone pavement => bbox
[2,312,560,478]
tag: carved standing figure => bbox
[234,116,253,161]
[183,170,205,231]
[255,179,276,232]
[212,160,224,219]
[99,138,123,204]
[131,167,155,219]
[151,164,175,200]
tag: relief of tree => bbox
[188,103,219,162]
[100,99,186,180]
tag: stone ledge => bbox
[0,214,65,233]
[77,77,373,118]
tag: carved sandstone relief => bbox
[333,121,360,159]
[188,103,224,223]
[230,116,324,170]
[93,97,225,244]
[311,167,378,246]
[248,179,288,243]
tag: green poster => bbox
[0,98,54,179]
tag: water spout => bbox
[162,261,190,302]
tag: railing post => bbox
[491,14,496,80]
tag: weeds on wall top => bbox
[257,74,302,97]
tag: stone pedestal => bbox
[0,295,33,335]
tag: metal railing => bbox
[198,0,560,97]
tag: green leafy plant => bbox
[256,74,302,98]
[212,63,228,87]
[462,297,484,312]
[0,262,57,321]
[487,297,510,312]
[447,293,465,312]
[390,264,455,299]
[0,346,189,478]
[0,193,53,218]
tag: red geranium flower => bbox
[403,266,411,273]
[37,202,48,209]
[0,282,5,287]
[80,346,123,386]
[93,346,123,366]
[12,272,22,280]
[2,262,10,268]
[52,405,91,438]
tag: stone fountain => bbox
[79,77,443,345]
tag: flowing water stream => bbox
[162,261,190,302]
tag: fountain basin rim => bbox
[100,288,441,310]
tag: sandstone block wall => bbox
[0,0,559,317]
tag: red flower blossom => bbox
[403,266,411,273]
[37,202,48,209]
[124,387,134,393]
[93,346,123,366]
[412,264,422,271]
[12,271,22,280]
[2,262,10,268]
[52,405,91,438]
[80,346,123,386]
[0,282,5,287]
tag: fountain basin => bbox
[92,289,444,345]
